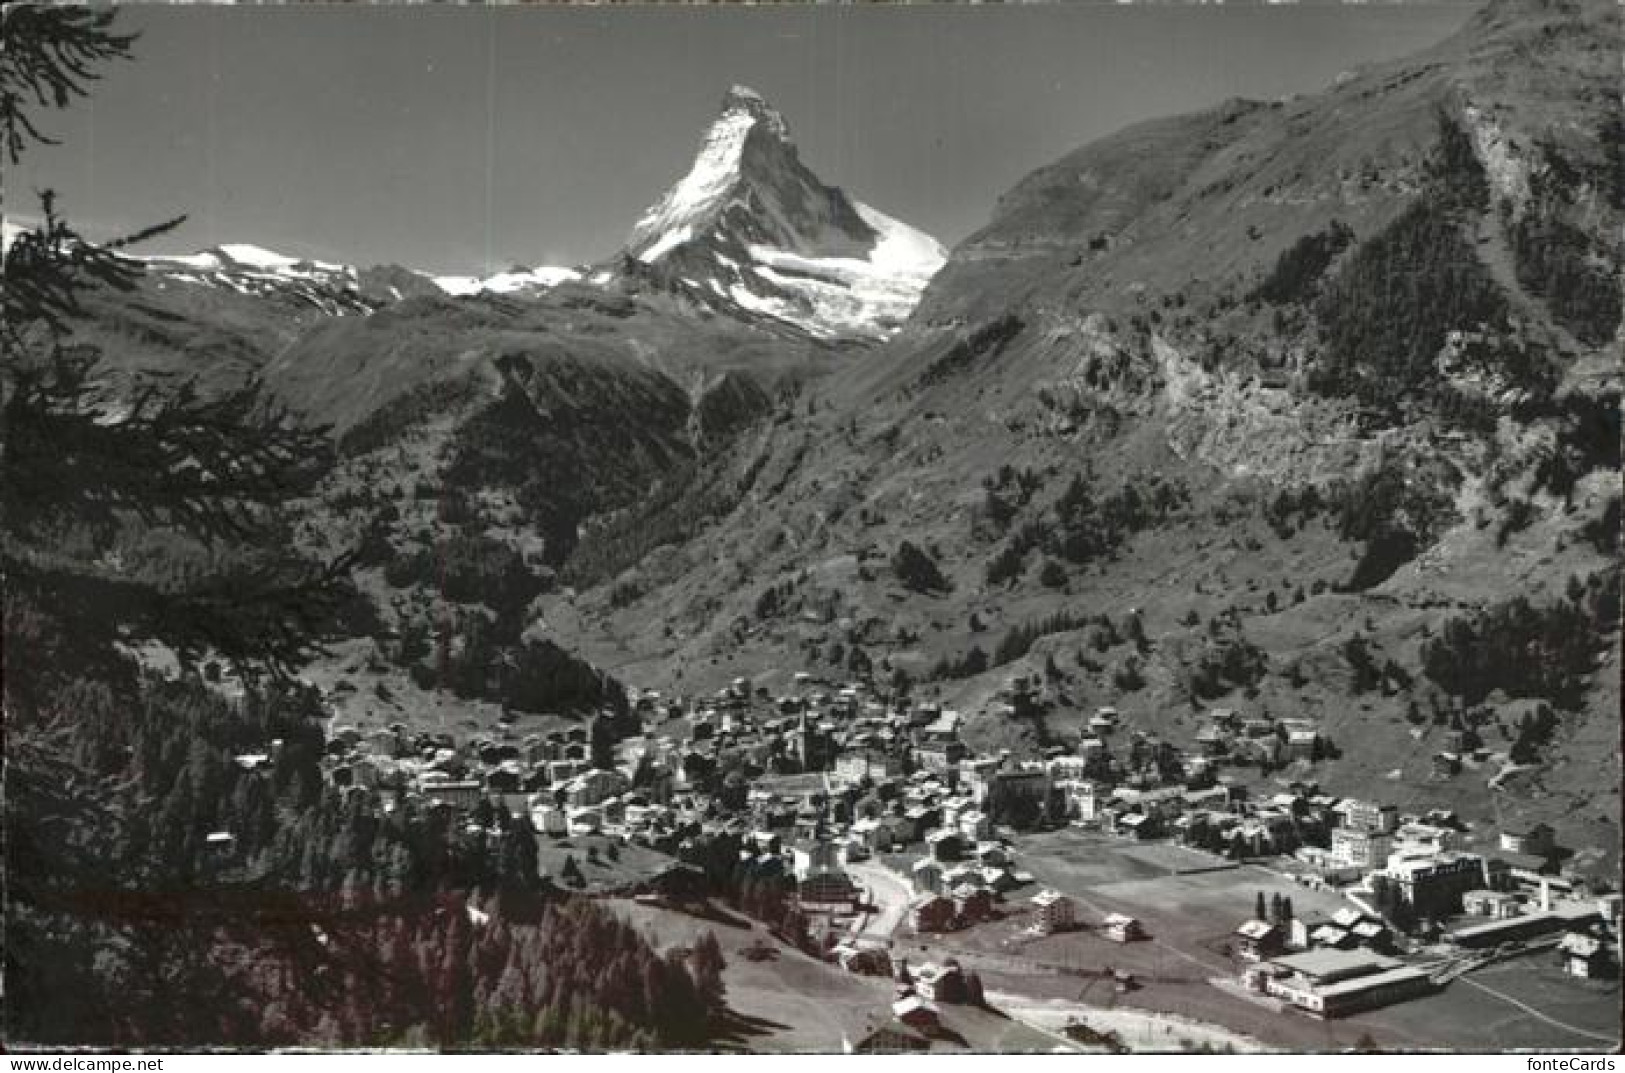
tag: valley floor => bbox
[777,828,1620,1052]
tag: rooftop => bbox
[1314,963,1433,999]
[1269,948,1397,983]
[1558,933,1605,957]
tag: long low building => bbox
[1310,963,1438,1017]
[1247,948,1436,1018]
[1448,905,1602,949]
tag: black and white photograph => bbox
[2,0,1620,1056]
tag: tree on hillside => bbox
[2,7,366,1045]
[560,855,585,888]
[1038,558,1067,589]
[2,8,354,689]
[964,970,986,1007]
[1,12,742,1053]
[689,931,727,1013]
[892,540,949,594]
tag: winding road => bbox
[846,859,915,941]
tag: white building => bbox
[1331,827,1393,870]
[911,962,964,1003]
[566,806,603,835]
[532,804,568,836]
[1031,888,1075,934]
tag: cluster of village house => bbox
[235,670,1617,1027]
[838,957,997,1053]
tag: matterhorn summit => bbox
[616,85,946,341]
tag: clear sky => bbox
[11,2,1475,276]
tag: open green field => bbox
[1015,829,1352,941]
[1086,867,1351,933]
[1356,958,1621,1051]
[1013,829,1189,888]
[534,833,677,892]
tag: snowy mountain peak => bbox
[615,87,946,341]
[625,85,804,261]
[720,84,789,139]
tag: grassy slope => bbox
[605,898,1067,1052]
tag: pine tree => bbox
[2,8,363,1046]
[497,813,539,890]
[689,931,727,1012]
[1255,891,1267,922]
[964,970,986,1007]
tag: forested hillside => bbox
[1,10,724,1049]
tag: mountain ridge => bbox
[127,85,947,341]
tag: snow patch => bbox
[481,266,581,293]
[153,250,224,271]
[638,225,692,264]
[728,201,946,338]
[433,274,482,296]
[854,202,948,282]
[433,265,582,296]
[217,242,302,270]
